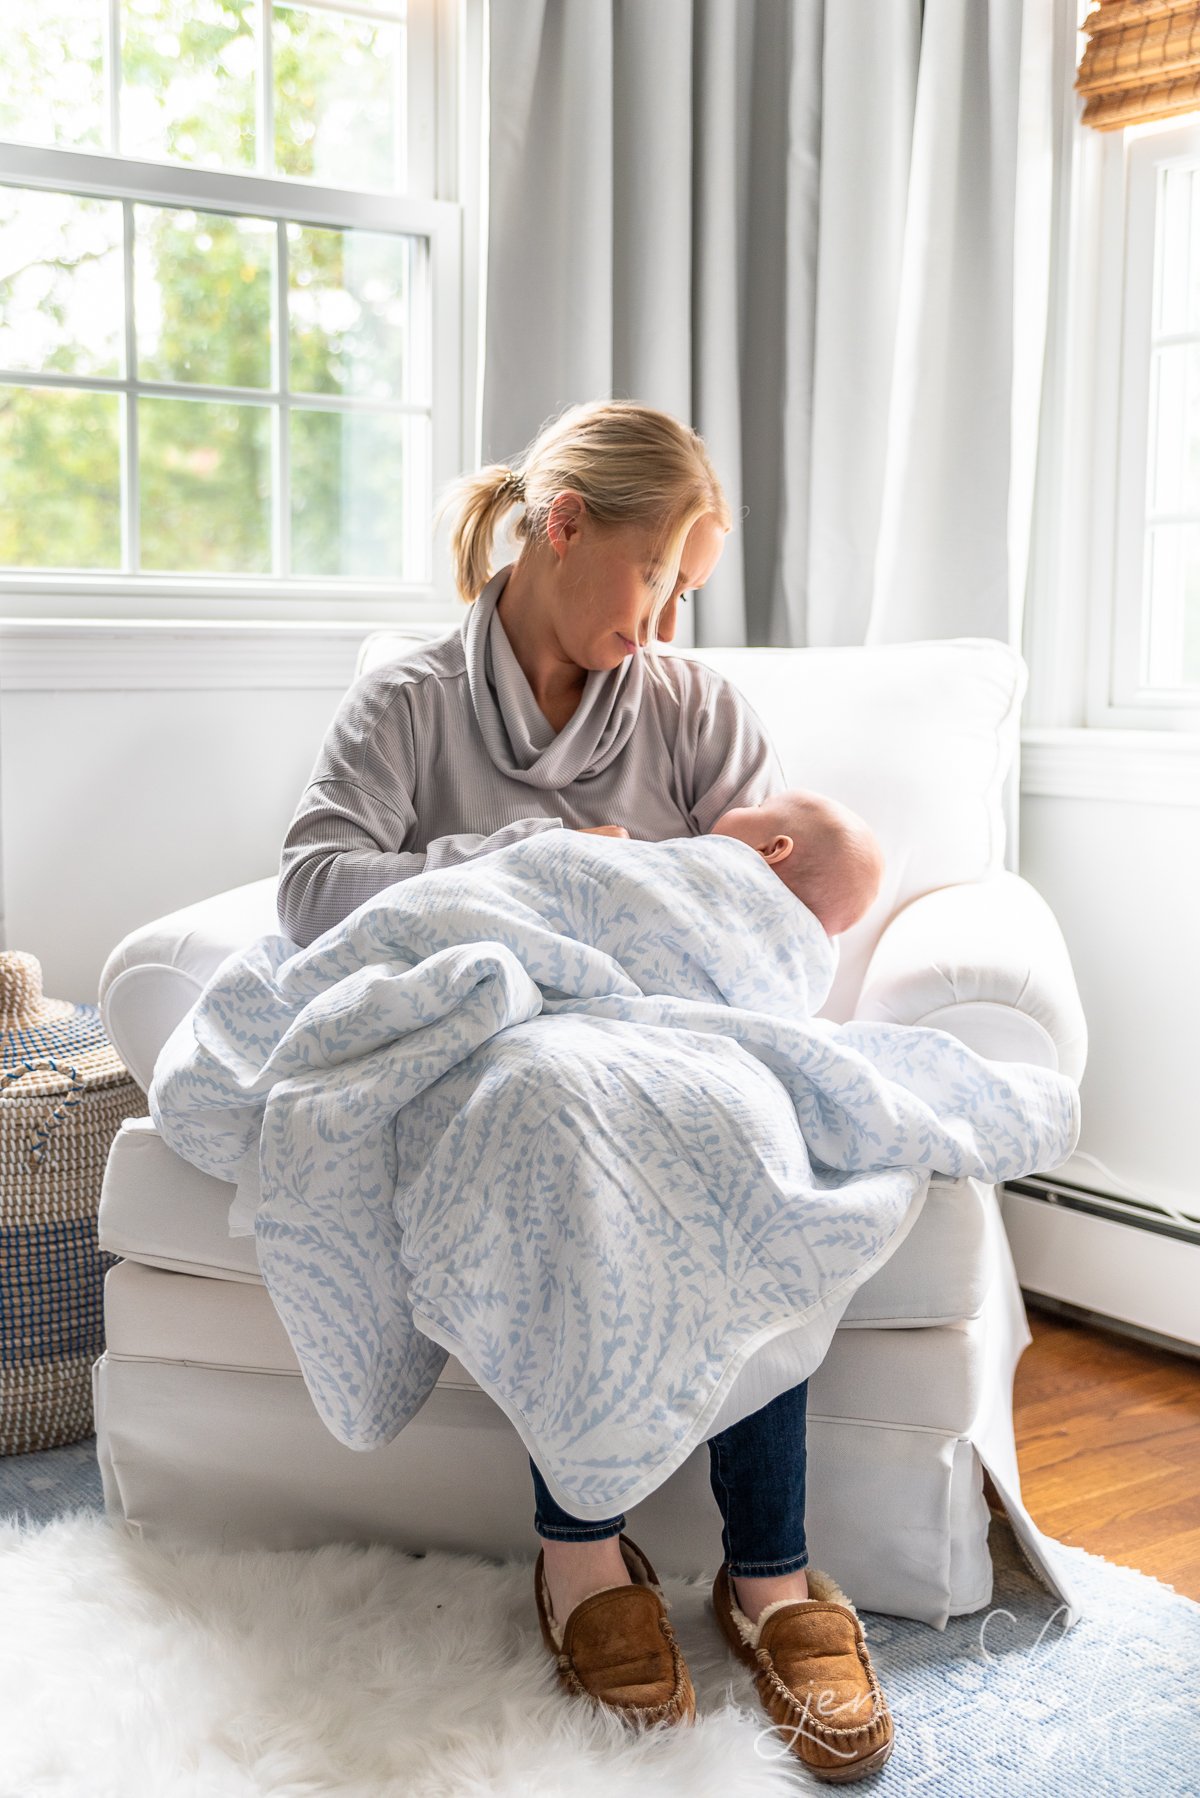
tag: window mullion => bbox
[122,198,139,574]
[0,368,426,412]
[277,219,290,579]
[396,0,409,195]
[258,0,274,178]
[414,232,433,581]
[405,0,435,200]
[0,142,450,236]
[106,0,121,154]
[284,0,405,19]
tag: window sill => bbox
[0,576,462,628]
[0,615,458,690]
[1021,726,1200,806]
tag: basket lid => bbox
[0,950,127,1097]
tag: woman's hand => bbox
[574,825,630,838]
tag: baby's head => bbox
[710,788,884,937]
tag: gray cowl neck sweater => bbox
[464,562,646,786]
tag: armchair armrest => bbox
[854,872,1088,1084]
[98,874,280,1094]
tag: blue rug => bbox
[0,1435,106,1526]
[863,1517,1199,1795]
[2,1438,1197,1795]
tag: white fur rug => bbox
[0,1513,811,1796]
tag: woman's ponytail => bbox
[434,464,528,604]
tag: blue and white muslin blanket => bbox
[149,831,1080,1517]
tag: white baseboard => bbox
[999,1187,1200,1351]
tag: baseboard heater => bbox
[999,1175,1200,1356]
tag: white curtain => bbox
[480,0,1055,653]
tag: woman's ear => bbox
[546,490,586,561]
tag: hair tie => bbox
[498,468,526,502]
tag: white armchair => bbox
[93,631,1087,1630]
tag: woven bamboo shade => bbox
[1077,0,1200,131]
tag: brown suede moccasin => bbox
[534,1531,697,1727]
[712,1562,894,1782]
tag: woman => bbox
[276,400,894,1781]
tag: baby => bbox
[709,788,884,938]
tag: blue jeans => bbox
[528,1378,809,1578]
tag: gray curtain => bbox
[480,0,1055,653]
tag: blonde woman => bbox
[276,400,894,1782]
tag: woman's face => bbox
[547,499,726,669]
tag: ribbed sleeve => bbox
[685,667,786,834]
[276,774,562,948]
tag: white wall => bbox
[1019,780,1199,1218]
[1,627,381,1005]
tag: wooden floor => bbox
[992,1301,1200,1602]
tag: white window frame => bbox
[1087,116,1200,731]
[0,0,475,626]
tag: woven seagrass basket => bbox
[1,949,147,1455]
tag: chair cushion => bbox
[99,1253,988,1436]
[98,1116,991,1328]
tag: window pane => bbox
[273,5,402,190]
[121,0,256,170]
[0,187,124,378]
[0,385,121,568]
[135,205,274,388]
[290,407,414,576]
[1154,164,1196,338]
[1147,345,1200,516]
[287,225,411,401]
[1144,526,1200,688]
[0,3,107,152]
[139,395,271,570]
